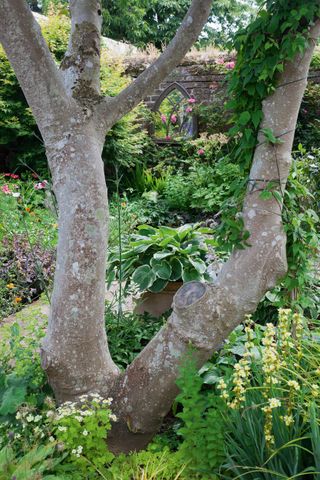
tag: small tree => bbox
[0,0,319,453]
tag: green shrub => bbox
[162,172,192,211]
[176,353,226,479]
[107,224,214,293]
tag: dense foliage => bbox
[27,0,257,48]
[0,10,149,175]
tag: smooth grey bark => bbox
[1,0,319,454]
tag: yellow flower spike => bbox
[6,283,15,289]
[14,297,22,303]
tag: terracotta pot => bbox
[134,281,183,318]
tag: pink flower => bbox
[170,114,177,124]
[188,98,196,104]
[225,61,235,70]
[1,184,11,194]
[216,58,225,65]
[186,106,193,113]
[165,135,171,141]
[34,180,48,190]
[160,114,167,123]
[197,148,205,155]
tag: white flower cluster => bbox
[53,393,116,423]
[71,445,83,457]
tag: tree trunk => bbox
[41,123,120,403]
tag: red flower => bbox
[3,173,19,179]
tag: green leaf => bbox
[259,190,273,200]
[150,258,172,280]
[188,258,207,274]
[132,265,156,291]
[261,127,283,144]
[251,110,263,129]
[0,381,27,415]
[153,250,173,260]
[182,267,202,283]
[148,278,168,293]
[170,258,183,281]
[238,111,251,126]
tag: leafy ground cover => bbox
[1,300,320,478]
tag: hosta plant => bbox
[107,224,215,293]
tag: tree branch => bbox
[0,0,72,138]
[60,0,103,98]
[95,0,213,129]
[108,19,320,454]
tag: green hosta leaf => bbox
[137,225,157,236]
[150,258,172,280]
[159,226,177,237]
[182,267,202,283]
[188,258,207,274]
[170,258,183,281]
[132,265,156,291]
[153,250,173,260]
[148,278,168,293]
[131,243,152,254]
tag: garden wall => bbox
[124,57,320,111]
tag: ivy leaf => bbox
[238,111,251,126]
[251,110,263,129]
[259,190,273,200]
[261,128,282,144]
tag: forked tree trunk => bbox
[1,0,320,454]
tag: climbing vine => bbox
[215,0,320,252]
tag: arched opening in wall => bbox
[150,82,198,144]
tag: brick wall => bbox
[125,60,320,111]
